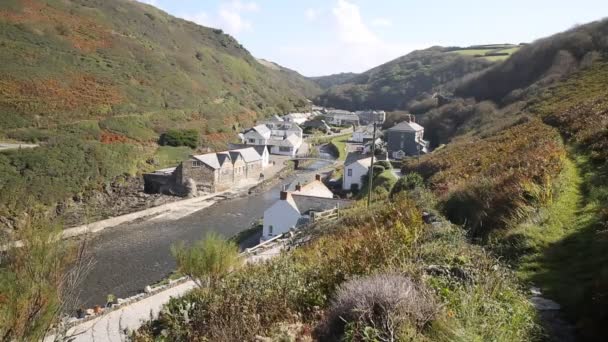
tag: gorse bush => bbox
[391,172,424,198]
[171,232,241,288]
[159,129,199,149]
[0,214,86,341]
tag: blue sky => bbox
[137,0,608,76]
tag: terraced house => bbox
[144,147,267,195]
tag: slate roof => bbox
[192,153,221,169]
[228,143,267,157]
[247,124,271,136]
[230,147,262,163]
[216,152,232,166]
[291,195,352,215]
[344,152,373,167]
[389,121,424,132]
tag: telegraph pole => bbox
[367,122,377,208]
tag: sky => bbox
[136,0,608,76]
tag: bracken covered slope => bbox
[0,0,317,133]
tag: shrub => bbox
[374,160,392,169]
[171,233,241,288]
[160,129,199,148]
[319,274,438,341]
[390,172,424,198]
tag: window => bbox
[347,169,353,177]
[192,160,202,168]
[248,138,256,143]
[268,225,273,236]
[279,146,291,152]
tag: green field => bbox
[449,45,521,61]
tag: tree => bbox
[171,233,241,288]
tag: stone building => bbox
[144,147,265,195]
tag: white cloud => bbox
[183,1,259,36]
[276,0,425,75]
[304,8,320,21]
[332,0,377,44]
[371,17,392,27]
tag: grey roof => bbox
[291,195,353,214]
[389,121,424,132]
[217,152,232,166]
[230,147,262,163]
[192,153,221,169]
[229,143,267,156]
[344,151,373,167]
[247,124,271,136]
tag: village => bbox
[143,107,430,242]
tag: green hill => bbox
[406,19,608,340]
[315,46,495,111]
[0,0,315,134]
[257,59,322,99]
[310,72,358,89]
[0,0,318,227]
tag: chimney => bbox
[405,114,412,123]
[315,174,321,181]
[280,191,288,200]
[295,182,302,191]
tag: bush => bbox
[375,160,392,169]
[160,129,199,148]
[390,172,424,198]
[319,274,438,341]
[171,233,241,288]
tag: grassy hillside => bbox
[257,59,322,99]
[0,0,317,228]
[401,19,608,340]
[310,72,358,89]
[315,46,494,111]
[0,0,314,132]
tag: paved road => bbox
[74,154,334,310]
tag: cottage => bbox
[386,115,429,159]
[342,152,373,191]
[229,144,270,168]
[241,121,303,157]
[324,110,360,127]
[262,175,351,240]
[242,124,271,145]
[268,133,302,157]
[283,112,310,125]
[351,124,381,143]
[355,110,386,125]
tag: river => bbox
[74,151,335,310]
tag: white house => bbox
[342,152,372,191]
[283,112,310,125]
[351,125,380,143]
[242,124,271,145]
[262,175,351,240]
[324,110,360,126]
[269,133,302,157]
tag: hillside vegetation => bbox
[315,46,494,111]
[0,0,318,228]
[402,18,608,340]
[310,72,358,89]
